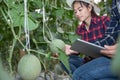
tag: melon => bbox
[49,39,65,53]
[18,54,41,80]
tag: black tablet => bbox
[70,39,105,58]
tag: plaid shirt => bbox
[95,0,120,46]
[76,16,110,43]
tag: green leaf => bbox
[8,2,39,31]
[21,17,39,31]
[58,49,71,74]
[111,40,120,76]
[45,52,52,60]
[29,0,42,8]
[54,9,64,19]
[27,17,39,31]
[68,33,81,43]
[9,4,24,27]
[33,0,42,8]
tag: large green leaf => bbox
[9,10,38,31]
[20,17,39,31]
[9,3,24,27]
[58,49,71,75]
[27,17,39,31]
[7,1,39,31]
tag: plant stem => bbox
[30,49,58,59]
[8,38,17,75]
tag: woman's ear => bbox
[88,4,92,11]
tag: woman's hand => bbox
[100,44,118,58]
[65,44,79,55]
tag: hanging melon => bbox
[49,39,65,53]
[18,54,41,80]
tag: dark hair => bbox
[72,1,99,17]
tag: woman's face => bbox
[73,2,92,22]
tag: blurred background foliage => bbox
[0,0,112,77]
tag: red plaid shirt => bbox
[76,16,110,43]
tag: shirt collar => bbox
[80,16,98,28]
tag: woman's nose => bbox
[76,11,80,17]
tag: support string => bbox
[24,0,30,50]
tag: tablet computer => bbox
[70,39,105,58]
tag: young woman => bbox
[64,0,110,74]
[66,0,119,80]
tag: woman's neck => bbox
[84,16,92,30]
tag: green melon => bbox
[49,39,65,53]
[18,54,41,80]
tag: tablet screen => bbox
[70,39,105,58]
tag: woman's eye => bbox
[74,8,82,14]
[74,11,77,13]
[79,9,82,12]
